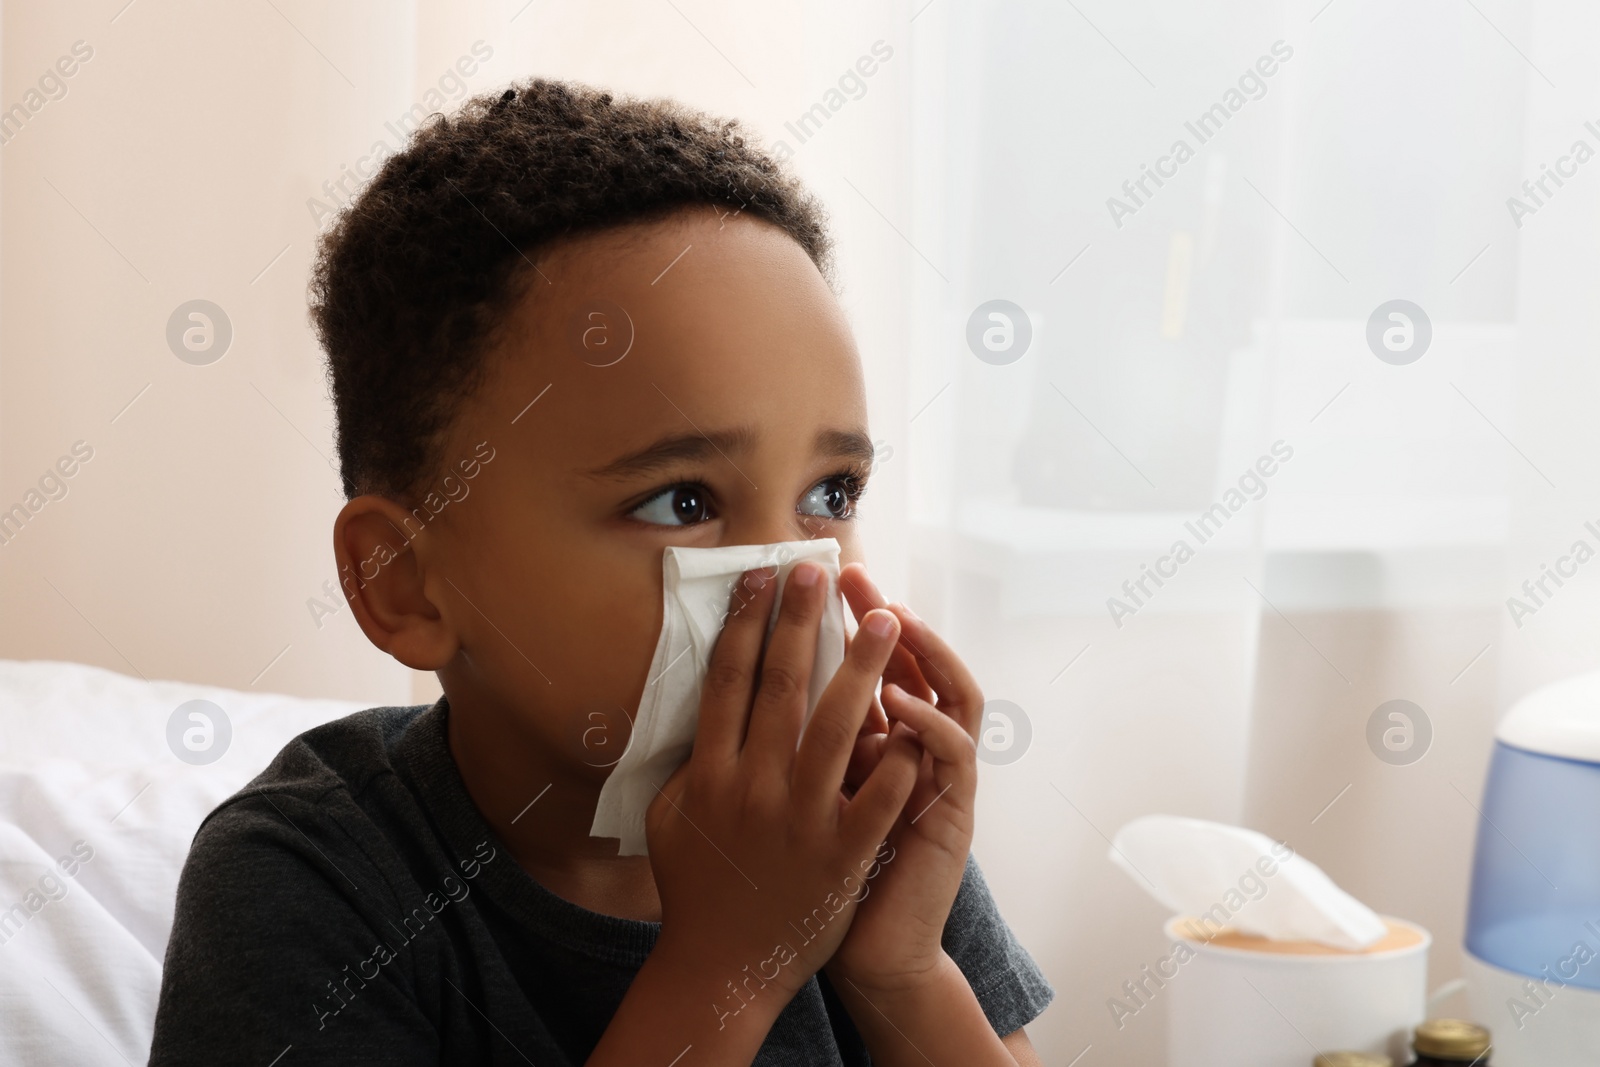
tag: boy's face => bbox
[416,208,873,776]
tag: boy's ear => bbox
[333,496,457,671]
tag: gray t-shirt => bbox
[149,701,1052,1065]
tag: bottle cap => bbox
[1413,1019,1492,1058]
[1314,1053,1393,1067]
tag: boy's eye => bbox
[798,475,860,521]
[630,485,714,526]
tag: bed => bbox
[0,659,366,1065]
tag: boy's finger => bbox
[793,607,900,811]
[741,561,825,781]
[838,562,885,618]
[645,752,693,830]
[694,567,777,766]
[840,723,921,851]
[865,689,889,736]
[884,603,984,740]
[841,564,934,703]
[883,643,935,705]
[840,625,892,734]
[843,731,888,792]
[881,683,978,808]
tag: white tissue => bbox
[589,538,846,856]
[1109,814,1387,950]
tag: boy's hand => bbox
[827,563,982,997]
[643,561,923,1019]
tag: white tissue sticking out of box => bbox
[589,538,845,856]
[1109,814,1387,950]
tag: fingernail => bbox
[791,563,820,589]
[865,611,896,638]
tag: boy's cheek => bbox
[493,587,659,773]
[468,529,675,768]
[579,705,636,768]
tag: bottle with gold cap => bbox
[1408,1019,1491,1065]
[1314,1053,1393,1067]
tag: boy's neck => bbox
[442,687,663,923]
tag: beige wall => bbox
[0,0,909,711]
[0,0,419,703]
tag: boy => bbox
[150,79,1051,1065]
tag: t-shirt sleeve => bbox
[149,791,439,1066]
[942,853,1054,1038]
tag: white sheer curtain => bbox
[896,0,1585,1060]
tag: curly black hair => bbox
[309,78,834,500]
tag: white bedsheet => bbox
[0,660,364,1066]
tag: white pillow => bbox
[0,660,366,1065]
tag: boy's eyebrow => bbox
[584,426,875,481]
[816,428,876,468]
[584,426,757,481]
